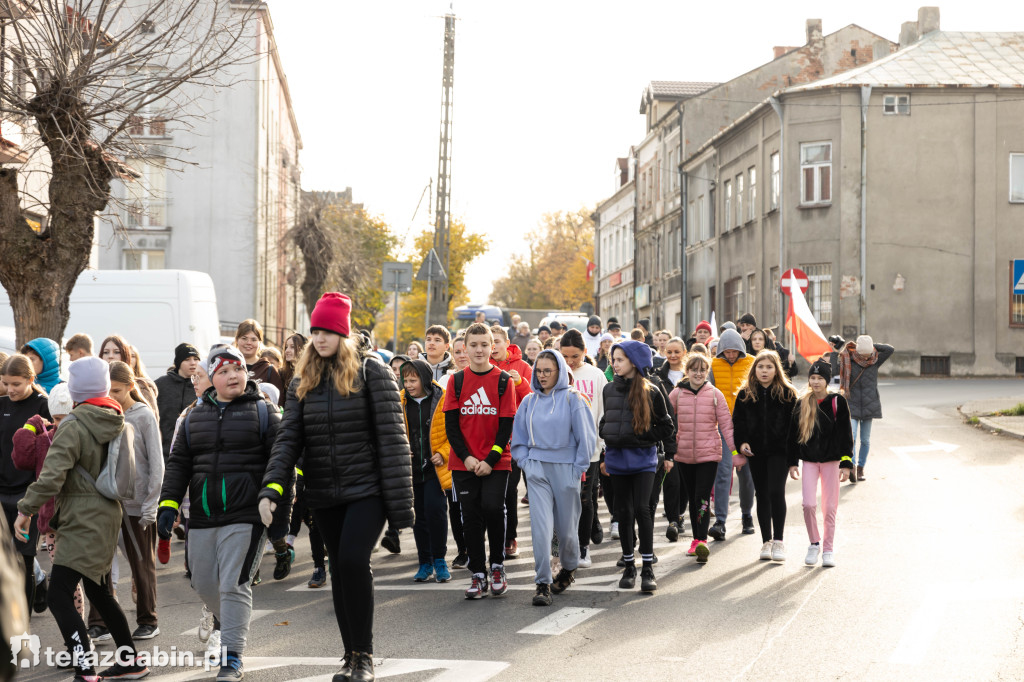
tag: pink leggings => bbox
[45,532,84,617]
[801,461,840,552]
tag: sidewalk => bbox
[959,397,1024,439]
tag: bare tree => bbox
[0,0,259,346]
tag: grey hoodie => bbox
[122,401,165,523]
[421,352,453,383]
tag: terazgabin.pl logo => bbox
[10,632,40,668]
[9,631,224,672]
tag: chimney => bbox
[918,6,940,35]
[806,19,823,49]
[900,20,919,47]
[872,39,891,61]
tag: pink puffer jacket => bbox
[669,382,736,464]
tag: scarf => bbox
[838,342,879,396]
[82,397,123,414]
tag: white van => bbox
[0,270,221,373]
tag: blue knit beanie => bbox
[616,340,653,373]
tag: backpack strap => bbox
[256,398,268,439]
[831,395,838,419]
[454,370,465,401]
[184,409,192,449]
[498,370,510,397]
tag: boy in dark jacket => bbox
[156,346,282,681]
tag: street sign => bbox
[382,262,413,293]
[780,267,809,294]
[416,248,447,282]
[1013,259,1024,294]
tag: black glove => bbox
[157,506,177,540]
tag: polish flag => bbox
[784,280,832,362]
[584,259,597,282]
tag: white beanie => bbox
[856,335,874,355]
[67,356,111,404]
[259,383,280,406]
[47,383,73,417]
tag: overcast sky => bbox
[268,1,1022,303]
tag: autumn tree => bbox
[490,208,594,311]
[0,0,259,346]
[291,191,397,331]
[375,219,489,346]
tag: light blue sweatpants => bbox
[521,459,582,584]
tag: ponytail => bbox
[108,361,145,404]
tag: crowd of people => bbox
[2,295,893,682]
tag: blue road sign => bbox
[1015,260,1024,294]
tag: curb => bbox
[976,417,1024,441]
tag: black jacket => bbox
[160,382,282,529]
[154,370,195,460]
[732,384,797,458]
[260,354,414,529]
[786,393,854,468]
[599,375,676,455]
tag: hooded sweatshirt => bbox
[121,401,164,523]
[490,341,533,403]
[0,390,51,495]
[247,356,285,400]
[420,351,453,383]
[510,350,596,477]
[583,316,603,358]
[25,337,61,393]
[710,328,754,414]
[570,360,607,462]
[400,359,452,489]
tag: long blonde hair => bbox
[739,350,797,404]
[295,335,363,400]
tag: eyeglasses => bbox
[689,369,707,375]
[534,368,556,376]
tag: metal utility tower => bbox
[427,11,455,326]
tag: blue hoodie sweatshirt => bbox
[25,337,61,393]
[510,350,596,477]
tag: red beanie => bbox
[310,292,352,337]
[695,320,712,334]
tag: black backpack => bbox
[452,368,511,403]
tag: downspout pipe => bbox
[859,85,872,334]
[678,103,687,336]
[769,96,785,332]
[632,154,639,324]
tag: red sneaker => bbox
[504,539,519,559]
[686,539,699,557]
[490,565,508,597]
[158,538,171,564]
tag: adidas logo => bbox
[460,387,497,415]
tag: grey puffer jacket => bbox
[260,355,414,529]
[845,344,895,420]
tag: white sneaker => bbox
[821,551,836,568]
[198,606,215,643]
[610,522,620,540]
[205,630,222,662]
[771,541,786,562]
[805,544,821,566]
[263,540,274,555]
[759,542,773,561]
[578,547,592,569]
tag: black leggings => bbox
[448,494,466,555]
[290,477,326,568]
[600,469,616,522]
[611,472,655,563]
[680,461,718,541]
[452,470,509,575]
[747,455,789,542]
[49,565,135,674]
[662,463,688,524]
[314,496,386,655]
[577,461,600,550]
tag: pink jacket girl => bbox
[669,381,736,464]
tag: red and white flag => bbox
[584,258,597,282]
[784,280,832,362]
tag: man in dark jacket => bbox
[156,346,282,681]
[154,343,201,461]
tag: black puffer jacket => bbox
[732,384,797,458]
[260,354,414,529]
[154,369,195,460]
[599,375,676,455]
[786,393,854,468]
[160,382,281,529]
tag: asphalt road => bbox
[14,378,1024,682]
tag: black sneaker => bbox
[88,625,112,643]
[215,652,243,682]
[98,661,150,679]
[380,530,401,554]
[618,564,637,589]
[331,653,352,682]
[640,565,657,593]
[742,516,756,535]
[273,547,295,580]
[550,568,576,594]
[34,576,48,613]
[173,525,186,541]
[532,583,552,606]
[708,522,726,541]
[349,652,374,682]
[616,554,626,568]
[132,624,160,640]
[666,522,679,542]
[451,552,469,569]
[308,566,327,588]
[591,520,604,545]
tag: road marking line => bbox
[903,406,944,420]
[517,607,604,635]
[151,657,510,682]
[178,609,273,637]
[889,588,947,665]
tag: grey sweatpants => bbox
[521,459,582,584]
[188,523,265,655]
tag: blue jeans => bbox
[713,435,754,523]
[851,418,873,468]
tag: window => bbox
[920,356,950,376]
[800,142,832,205]
[696,195,705,241]
[691,296,702,330]
[123,158,166,228]
[724,277,744,324]
[770,152,780,210]
[769,266,780,325]
[1011,154,1024,203]
[735,174,744,227]
[801,262,832,325]
[883,94,910,115]
[746,272,757,318]
[748,167,757,221]
[123,249,165,270]
[687,200,695,245]
[723,180,732,232]
[639,170,647,208]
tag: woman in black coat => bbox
[260,293,413,682]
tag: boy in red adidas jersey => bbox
[444,323,518,599]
